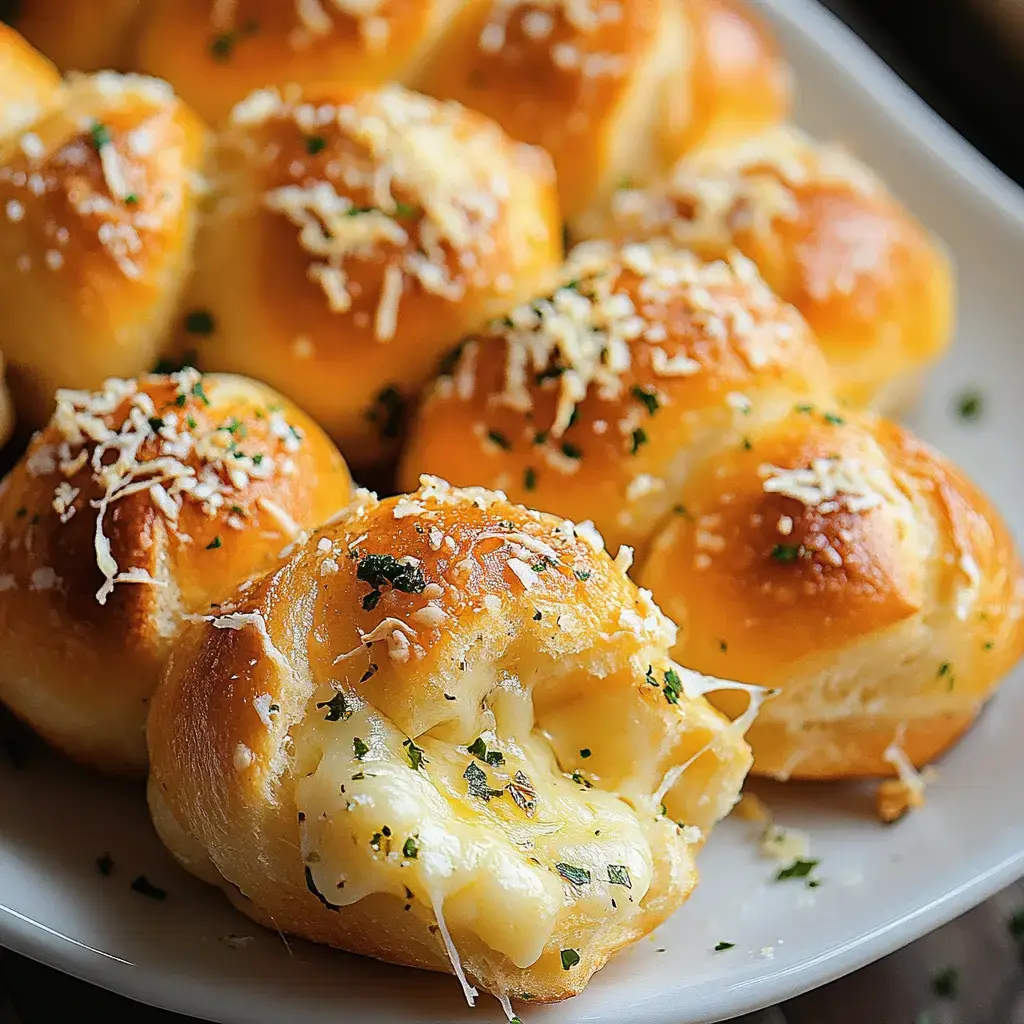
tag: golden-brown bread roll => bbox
[134,0,468,126]
[638,407,1024,780]
[580,126,954,413]
[417,0,790,222]
[399,239,834,553]
[0,72,208,427]
[675,0,792,153]
[0,370,352,772]
[0,348,12,451]
[179,82,560,468]
[0,22,63,140]
[147,476,757,1003]
[7,1,146,73]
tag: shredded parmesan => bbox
[759,457,887,514]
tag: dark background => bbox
[821,0,1024,185]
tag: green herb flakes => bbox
[184,309,215,335]
[316,692,351,722]
[402,836,419,859]
[305,135,326,155]
[663,667,682,705]
[560,949,581,970]
[775,858,819,882]
[205,536,222,550]
[524,467,537,490]
[771,544,800,563]
[464,760,504,800]
[352,737,369,760]
[632,385,659,415]
[467,736,505,767]
[607,864,631,888]
[932,965,959,999]
[556,863,591,886]
[714,941,735,952]
[403,738,426,771]
[956,390,983,421]
[130,875,166,900]
[630,427,648,455]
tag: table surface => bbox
[4,1,1024,1022]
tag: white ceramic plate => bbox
[4,2,1024,1021]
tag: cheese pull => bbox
[146,477,754,1003]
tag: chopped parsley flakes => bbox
[607,864,631,888]
[402,738,426,771]
[487,429,511,450]
[367,386,405,440]
[556,862,591,886]
[632,385,659,415]
[662,667,682,705]
[305,135,326,155]
[205,535,222,550]
[775,858,819,883]
[771,544,800,563]
[523,467,537,490]
[402,836,419,859]
[357,553,426,611]
[630,427,648,455]
[932,965,959,999]
[88,121,111,150]
[316,692,351,722]
[955,390,983,421]
[352,737,369,760]
[464,760,504,800]
[467,736,505,767]
[560,948,581,970]
[714,941,735,952]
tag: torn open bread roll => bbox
[147,476,757,1004]
[178,82,560,468]
[399,239,834,554]
[0,370,352,772]
[638,407,1024,779]
[0,70,207,427]
[580,126,953,414]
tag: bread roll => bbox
[0,370,352,772]
[0,72,207,427]
[581,126,953,413]
[7,1,146,73]
[638,407,1024,779]
[134,0,467,126]
[399,239,833,553]
[417,0,790,222]
[147,476,756,1003]
[0,22,63,140]
[677,0,792,152]
[180,82,560,468]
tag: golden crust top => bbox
[399,240,833,550]
[147,475,755,1001]
[588,126,953,407]
[0,71,209,425]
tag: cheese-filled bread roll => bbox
[638,407,1024,779]
[0,72,207,427]
[399,240,833,553]
[583,126,953,414]
[180,82,560,468]
[147,476,758,1004]
[0,22,63,140]
[0,370,352,772]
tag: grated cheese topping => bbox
[226,84,526,343]
[759,456,891,514]
[433,240,797,470]
[2,74,192,283]
[26,370,306,604]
